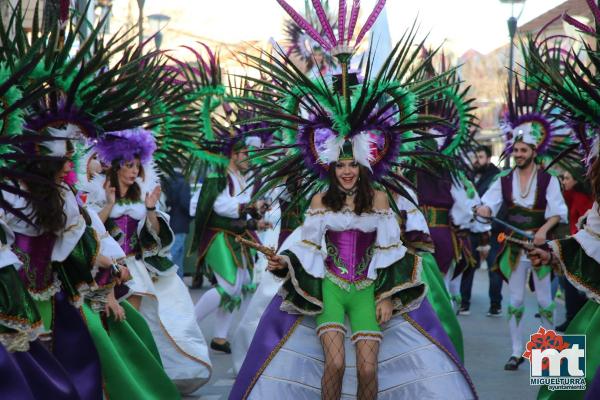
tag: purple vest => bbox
[112,215,140,256]
[500,169,551,210]
[500,169,552,230]
[13,231,57,296]
[325,230,376,284]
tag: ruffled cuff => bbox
[55,226,100,307]
[552,237,600,303]
[286,240,326,279]
[139,212,177,276]
[277,250,323,315]
[374,251,426,315]
[367,242,407,279]
[402,231,435,253]
[0,265,43,349]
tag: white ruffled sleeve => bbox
[367,210,408,280]
[285,210,326,278]
[213,185,251,219]
[52,188,87,262]
[396,190,430,234]
[88,208,126,260]
[450,182,477,229]
[481,178,503,217]
[545,176,568,223]
[0,218,21,270]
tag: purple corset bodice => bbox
[13,231,57,295]
[112,215,140,256]
[325,229,376,283]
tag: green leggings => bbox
[316,277,381,339]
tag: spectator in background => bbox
[459,145,504,317]
[165,167,192,279]
[556,170,593,331]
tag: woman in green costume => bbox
[529,156,600,400]
[79,206,181,400]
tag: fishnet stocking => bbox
[356,340,380,400]
[320,331,345,400]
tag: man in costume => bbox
[192,137,270,353]
[476,121,567,371]
[459,145,504,316]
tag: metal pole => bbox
[505,16,518,168]
[137,0,144,47]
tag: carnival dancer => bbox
[68,142,181,400]
[231,2,478,398]
[395,183,465,361]
[517,6,600,393]
[0,204,85,400]
[475,112,568,370]
[87,129,212,393]
[528,165,600,400]
[2,128,105,399]
[192,136,270,354]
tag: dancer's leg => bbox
[320,331,345,400]
[508,260,528,357]
[355,339,380,400]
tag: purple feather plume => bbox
[95,128,157,166]
[59,0,69,23]
[338,0,347,45]
[503,113,554,157]
[347,0,361,44]
[277,0,331,50]
[311,0,337,46]
[355,0,387,45]
[26,103,100,139]
[586,0,600,24]
[562,13,594,33]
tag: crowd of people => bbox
[1,1,600,399]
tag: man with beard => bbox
[476,135,567,371]
[192,138,270,353]
[458,145,504,317]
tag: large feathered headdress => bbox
[522,1,600,174]
[238,2,454,208]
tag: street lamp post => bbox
[147,13,171,49]
[500,0,526,102]
[500,0,526,167]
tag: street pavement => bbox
[184,268,566,399]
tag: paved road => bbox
[184,268,566,399]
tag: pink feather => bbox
[338,0,347,45]
[277,0,331,50]
[562,13,594,34]
[355,0,387,45]
[311,0,337,46]
[346,0,361,44]
[586,0,600,24]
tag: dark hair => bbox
[24,158,68,233]
[476,145,492,158]
[106,158,144,202]
[322,163,374,215]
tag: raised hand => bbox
[145,185,161,209]
[104,181,116,205]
